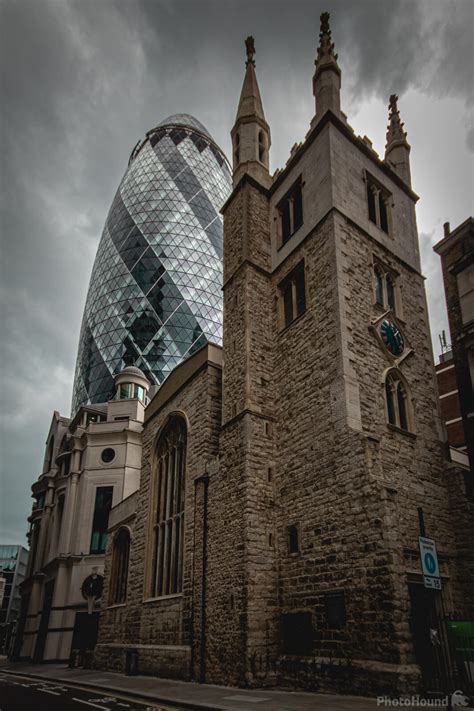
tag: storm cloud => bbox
[1,0,472,543]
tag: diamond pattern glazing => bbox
[71,114,231,414]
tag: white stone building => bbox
[17,366,150,662]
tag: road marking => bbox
[224,695,271,702]
[72,699,110,710]
[38,688,61,695]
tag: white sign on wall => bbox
[419,537,442,590]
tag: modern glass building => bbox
[71,114,231,414]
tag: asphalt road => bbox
[0,672,185,711]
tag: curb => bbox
[0,668,225,711]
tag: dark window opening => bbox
[385,371,412,432]
[386,275,396,311]
[379,195,389,233]
[281,201,291,243]
[397,382,408,431]
[279,177,303,244]
[374,267,384,305]
[386,380,396,425]
[281,612,313,655]
[288,524,299,553]
[90,486,113,554]
[325,591,346,629]
[258,130,265,162]
[234,133,240,165]
[367,184,377,224]
[283,282,293,326]
[366,175,391,234]
[110,528,130,605]
[280,261,306,328]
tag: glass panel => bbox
[119,383,132,399]
[135,385,145,401]
[90,486,113,554]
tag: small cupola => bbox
[114,366,150,404]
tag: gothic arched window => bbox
[373,262,399,315]
[150,416,186,597]
[385,370,413,432]
[109,527,130,605]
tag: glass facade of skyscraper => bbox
[71,114,231,414]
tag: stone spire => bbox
[231,36,271,187]
[313,12,341,120]
[384,94,412,186]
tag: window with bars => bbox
[150,416,186,597]
[109,528,130,605]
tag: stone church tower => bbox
[95,13,472,696]
[205,13,473,692]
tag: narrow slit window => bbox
[288,524,299,554]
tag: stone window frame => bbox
[108,526,131,606]
[287,523,300,555]
[147,414,187,600]
[275,175,304,247]
[277,260,307,330]
[373,259,402,317]
[365,172,392,236]
[383,367,415,435]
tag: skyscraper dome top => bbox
[155,113,213,139]
[71,110,231,415]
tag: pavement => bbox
[0,658,382,711]
[0,657,383,710]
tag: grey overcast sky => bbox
[0,0,473,545]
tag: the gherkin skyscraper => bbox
[71,114,231,414]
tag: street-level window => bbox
[90,486,113,554]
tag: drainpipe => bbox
[193,472,209,684]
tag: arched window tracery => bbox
[150,416,186,597]
[109,527,130,605]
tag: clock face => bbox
[380,319,404,356]
[81,574,104,600]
